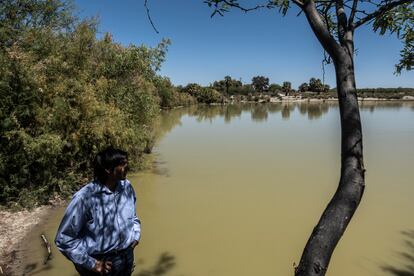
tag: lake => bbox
[21,102,414,276]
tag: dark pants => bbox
[74,247,134,276]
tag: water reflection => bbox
[156,102,413,130]
[252,104,269,122]
[281,104,293,119]
[359,101,409,112]
[154,108,191,140]
[224,104,242,123]
[382,230,414,276]
[136,253,175,276]
[267,103,284,114]
[23,262,53,276]
[150,159,170,177]
[304,102,329,120]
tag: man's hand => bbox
[92,260,112,275]
[130,240,139,249]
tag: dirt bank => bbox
[0,202,63,276]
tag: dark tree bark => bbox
[295,2,366,275]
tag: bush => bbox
[197,88,222,104]
[0,0,168,208]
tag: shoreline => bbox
[267,96,414,103]
[0,201,64,276]
[218,96,414,104]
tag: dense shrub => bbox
[196,87,222,104]
[0,0,170,208]
[155,77,197,108]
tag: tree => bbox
[155,77,177,108]
[269,83,282,93]
[182,83,202,96]
[197,87,223,104]
[239,83,255,95]
[251,75,270,92]
[0,0,170,207]
[213,76,242,95]
[224,75,232,95]
[205,0,413,275]
[282,81,292,96]
[299,82,310,92]
[309,77,325,93]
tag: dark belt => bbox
[92,247,131,260]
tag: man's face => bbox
[113,159,128,181]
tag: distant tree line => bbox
[355,87,414,99]
[209,75,331,95]
[183,75,413,99]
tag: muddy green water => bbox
[21,102,414,276]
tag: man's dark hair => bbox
[94,147,128,184]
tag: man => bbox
[55,147,141,275]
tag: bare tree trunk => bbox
[295,39,366,275]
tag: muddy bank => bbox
[0,202,63,276]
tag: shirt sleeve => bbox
[55,192,96,270]
[131,186,141,242]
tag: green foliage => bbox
[373,3,414,73]
[282,81,292,95]
[196,87,223,104]
[182,83,203,96]
[0,0,171,208]
[155,77,178,108]
[155,77,196,108]
[212,76,242,95]
[237,84,255,95]
[269,83,282,93]
[211,76,259,96]
[308,78,328,93]
[179,83,223,105]
[298,82,309,92]
[0,0,75,48]
[356,87,414,99]
[251,76,269,92]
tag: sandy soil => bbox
[0,203,62,276]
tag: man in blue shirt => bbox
[55,148,141,275]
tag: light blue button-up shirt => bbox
[55,179,141,270]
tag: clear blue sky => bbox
[74,0,413,89]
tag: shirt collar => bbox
[93,180,125,195]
